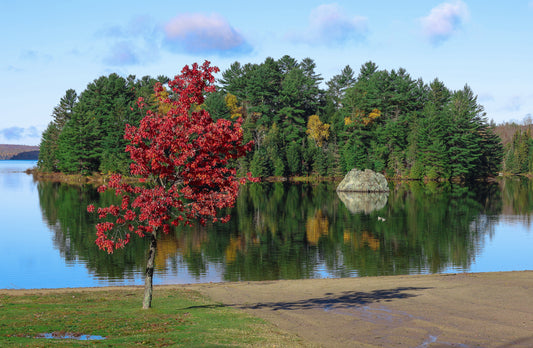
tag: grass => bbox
[0,287,303,347]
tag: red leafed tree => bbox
[87,61,255,309]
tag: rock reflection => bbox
[337,191,389,214]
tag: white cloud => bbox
[163,13,251,55]
[290,3,368,46]
[98,13,250,64]
[420,0,469,45]
[0,127,24,140]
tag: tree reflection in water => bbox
[38,179,515,284]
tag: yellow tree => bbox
[150,87,172,116]
[363,108,381,126]
[344,108,381,127]
[225,93,243,119]
[306,114,330,147]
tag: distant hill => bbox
[0,144,40,160]
[493,123,533,146]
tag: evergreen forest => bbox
[498,123,533,175]
[38,56,507,180]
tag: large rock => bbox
[336,169,389,192]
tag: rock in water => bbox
[336,169,389,192]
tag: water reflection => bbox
[33,177,533,286]
[38,181,148,280]
[336,191,388,214]
[499,177,533,224]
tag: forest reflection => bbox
[37,178,530,283]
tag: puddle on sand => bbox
[416,335,472,348]
[417,335,438,347]
[36,332,106,340]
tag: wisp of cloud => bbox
[100,16,161,66]
[0,126,40,142]
[104,41,140,65]
[289,3,367,46]
[420,0,469,45]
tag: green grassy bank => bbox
[0,287,301,347]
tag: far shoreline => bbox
[1,269,530,295]
[26,167,513,187]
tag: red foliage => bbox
[88,61,256,253]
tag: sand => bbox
[186,271,533,347]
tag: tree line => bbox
[491,120,533,175]
[38,74,167,174]
[38,56,504,180]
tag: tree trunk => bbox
[142,231,157,309]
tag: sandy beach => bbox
[2,271,532,347]
[186,271,532,347]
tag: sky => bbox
[1,0,532,146]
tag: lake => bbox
[1,160,532,289]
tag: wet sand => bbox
[186,271,532,347]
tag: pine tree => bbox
[286,141,302,175]
[38,89,78,171]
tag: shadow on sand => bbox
[237,286,431,311]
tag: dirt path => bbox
[186,271,533,347]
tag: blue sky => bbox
[1,0,532,145]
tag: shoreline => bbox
[28,168,508,187]
[2,271,532,347]
[1,270,529,294]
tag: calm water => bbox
[1,160,532,289]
